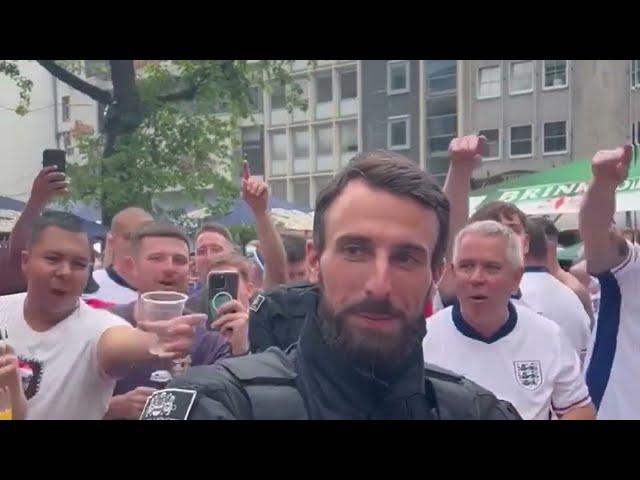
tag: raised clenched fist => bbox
[591,145,632,185]
[448,135,487,171]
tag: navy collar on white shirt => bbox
[523,266,549,274]
[451,300,518,344]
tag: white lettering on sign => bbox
[499,190,521,203]
[575,182,590,195]
[520,188,542,201]
[617,179,631,191]
[541,185,555,197]
[494,176,640,205]
[556,184,575,196]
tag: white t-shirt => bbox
[0,292,130,420]
[585,242,640,420]
[84,267,138,305]
[520,268,591,359]
[588,277,601,320]
[423,301,591,420]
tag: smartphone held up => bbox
[206,270,239,331]
[42,149,66,172]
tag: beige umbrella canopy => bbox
[270,208,314,232]
[0,210,20,233]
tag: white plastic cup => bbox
[140,291,188,357]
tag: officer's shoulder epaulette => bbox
[256,282,314,305]
[424,362,465,383]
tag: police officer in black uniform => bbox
[141,150,521,420]
[248,280,313,353]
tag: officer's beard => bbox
[317,272,431,381]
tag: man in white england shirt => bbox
[520,217,591,361]
[579,145,640,419]
[0,212,203,420]
[87,207,154,306]
[423,220,595,420]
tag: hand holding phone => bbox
[29,150,69,207]
[42,149,66,173]
[207,270,239,331]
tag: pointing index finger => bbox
[243,161,251,181]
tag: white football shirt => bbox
[84,266,138,305]
[0,292,130,420]
[423,301,591,420]
[520,267,591,359]
[585,242,640,420]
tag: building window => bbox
[271,85,286,110]
[241,127,264,176]
[292,179,310,207]
[340,121,358,154]
[269,179,287,200]
[314,176,333,200]
[388,61,410,95]
[340,70,357,100]
[315,74,333,103]
[510,125,533,157]
[270,131,287,176]
[62,131,74,155]
[543,121,567,154]
[426,60,457,96]
[248,86,263,112]
[62,96,70,122]
[315,125,333,171]
[426,96,457,155]
[632,60,640,88]
[544,60,568,90]
[478,129,500,160]
[509,61,534,95]
[388,116,410,150]
[294,79,309,105]
[292,128,310,174]
[477,65,501,99]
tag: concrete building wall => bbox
[361,60,420,163]
[0,61,57,202]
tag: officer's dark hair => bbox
[525,217,549,260]
[27,211,89,252]
[313,150,450,267]
[470,201,528,231]
[282,235,306,264]
[130,221,190,255]
[195,223,233,244]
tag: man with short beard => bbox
[141,151,521,420]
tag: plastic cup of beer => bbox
[139,291,188,357]
[0,387,11,421]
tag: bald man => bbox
[84,207,153,305]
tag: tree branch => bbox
[156,61,233,103]
[157,84,200,102]
[36,60,113,104]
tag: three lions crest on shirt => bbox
[513,361,542,390]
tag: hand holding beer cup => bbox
[137,291,205,359]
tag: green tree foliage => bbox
[1,60,307,226]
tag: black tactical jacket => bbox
[154,287,521,421]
